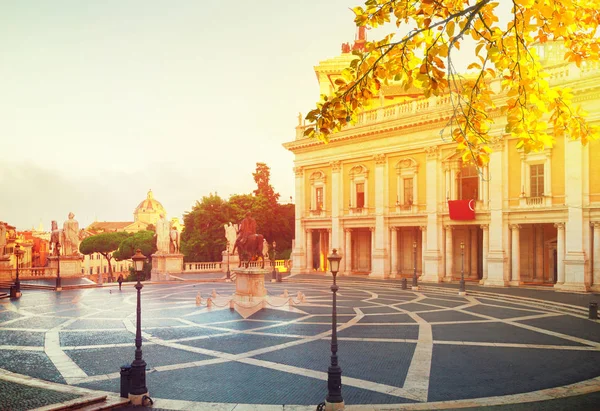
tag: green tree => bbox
[305,0,599,165]
[253,162,280,207]
[181,194,230,262]
[112,230,156,261]
[79,232,130,282]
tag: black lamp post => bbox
[412,240,418,290]
[271,241,277,282]
[129,249,149,404]
[226,241,231,281]
[459,241,466,295]
[12,244,24,298]
[324,249,344,408]
[56,242,61,290]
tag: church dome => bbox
[134,190,167,226]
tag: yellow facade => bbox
[285,42,600,292]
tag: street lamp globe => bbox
[132,249,145,273]
[327,249,341,275]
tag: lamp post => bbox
[324,249,343,409]
[412,240,418,290]
[226,241,231,281]
[56,242,61,291]
[271,241,277,282]
[459,241,466,295]
[129,249,149,404]
[11,244,24,298]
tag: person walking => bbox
[117,273,123,291]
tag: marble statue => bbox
[62,213,80,256]
[169,227,180,254]
[262,238,269,259]
[156,213,171,254]
[0,222,6,257]
[50,220,61,256]
[224,222,238,254]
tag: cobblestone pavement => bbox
[0,379,80,411]
[0,274,599,410]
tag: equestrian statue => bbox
[232,211,265,269]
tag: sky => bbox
[0,0,369,230]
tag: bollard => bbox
[282,289,289,298]
[212,289,217,299]
[590,302,598,320]
[229,299,235,310]
[196,292,202,306]
[401,278,407,290]
[120,364,132,398]
[289,297,294,307]
[207,298,212,308]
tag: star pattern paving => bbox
[1,275,600,409]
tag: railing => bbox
[184,262,223,272]
[295,61,600,140]
[525,196,544,206]
[183,259,292,273]
[309,208,326,217]
[0,267,56,281]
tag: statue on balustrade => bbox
[62,212,81,256]
[155,213,171,254]
[223,222,238,255]
[169,227,180,254]
[0,222,6,257]
[50,220,62,256]
[232,211,264,268]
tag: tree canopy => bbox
[181,163,295,262]
[79,231,130,281]
[304,0,600,165]
[112,230,157,261]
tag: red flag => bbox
[448,200,475,220]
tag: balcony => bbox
[308,208,326,218]
[349,207,368,216]
[519,195,552,208]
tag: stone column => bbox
[330,161,341,251]
[510,224,521,285]
[423,146,443,281]
[306,229,313,272]
[555,222,565,286]
[484,136,508,286]
[481,225,489,283]
[420,226,426,278]
[445,225,453,281]
[482,166,489,208]
[291,166,305,274]
[470,226,478,278]
[390,227,398,278]
[560,138,588,291]
[370,154,387,278]
[370,227,376,274]
[592,222,600,290]
[318,230,325,271]
[344,229,352,275]
[328,228,332,255]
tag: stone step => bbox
[37,394,129,411]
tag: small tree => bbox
[80,232,130,282]
[113,231,156,281]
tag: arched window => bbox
[309,171,326,216]
[395,158,418,211]
[349,165,369,214]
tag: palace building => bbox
[284,39,600,292]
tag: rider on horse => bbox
[236,211,257,249]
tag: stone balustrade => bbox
[184,259,292,273]
[0,267,57,281]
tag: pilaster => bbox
[291,166,305,274]
[370,154,388,278]
[423,146,443,280]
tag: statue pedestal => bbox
[151,253,183,281]
[48,255,82,277]
[234,268,268,302]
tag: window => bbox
[103,267,107,273]
[403,178,413,204]
[89,268,93,275]
[96,267,100,274]
[530,164,544,197]
[395,158,418,209]
[309,170,326,214]
[315,187,323,210]
[356,183,365,208]
[459,165,479,200]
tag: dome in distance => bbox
[134,190,167,226]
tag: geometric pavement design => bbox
[1,274,600,410]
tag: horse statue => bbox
[233,233,265,269]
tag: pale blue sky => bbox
[0,0,364,229]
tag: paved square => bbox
[1,275,600,410]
